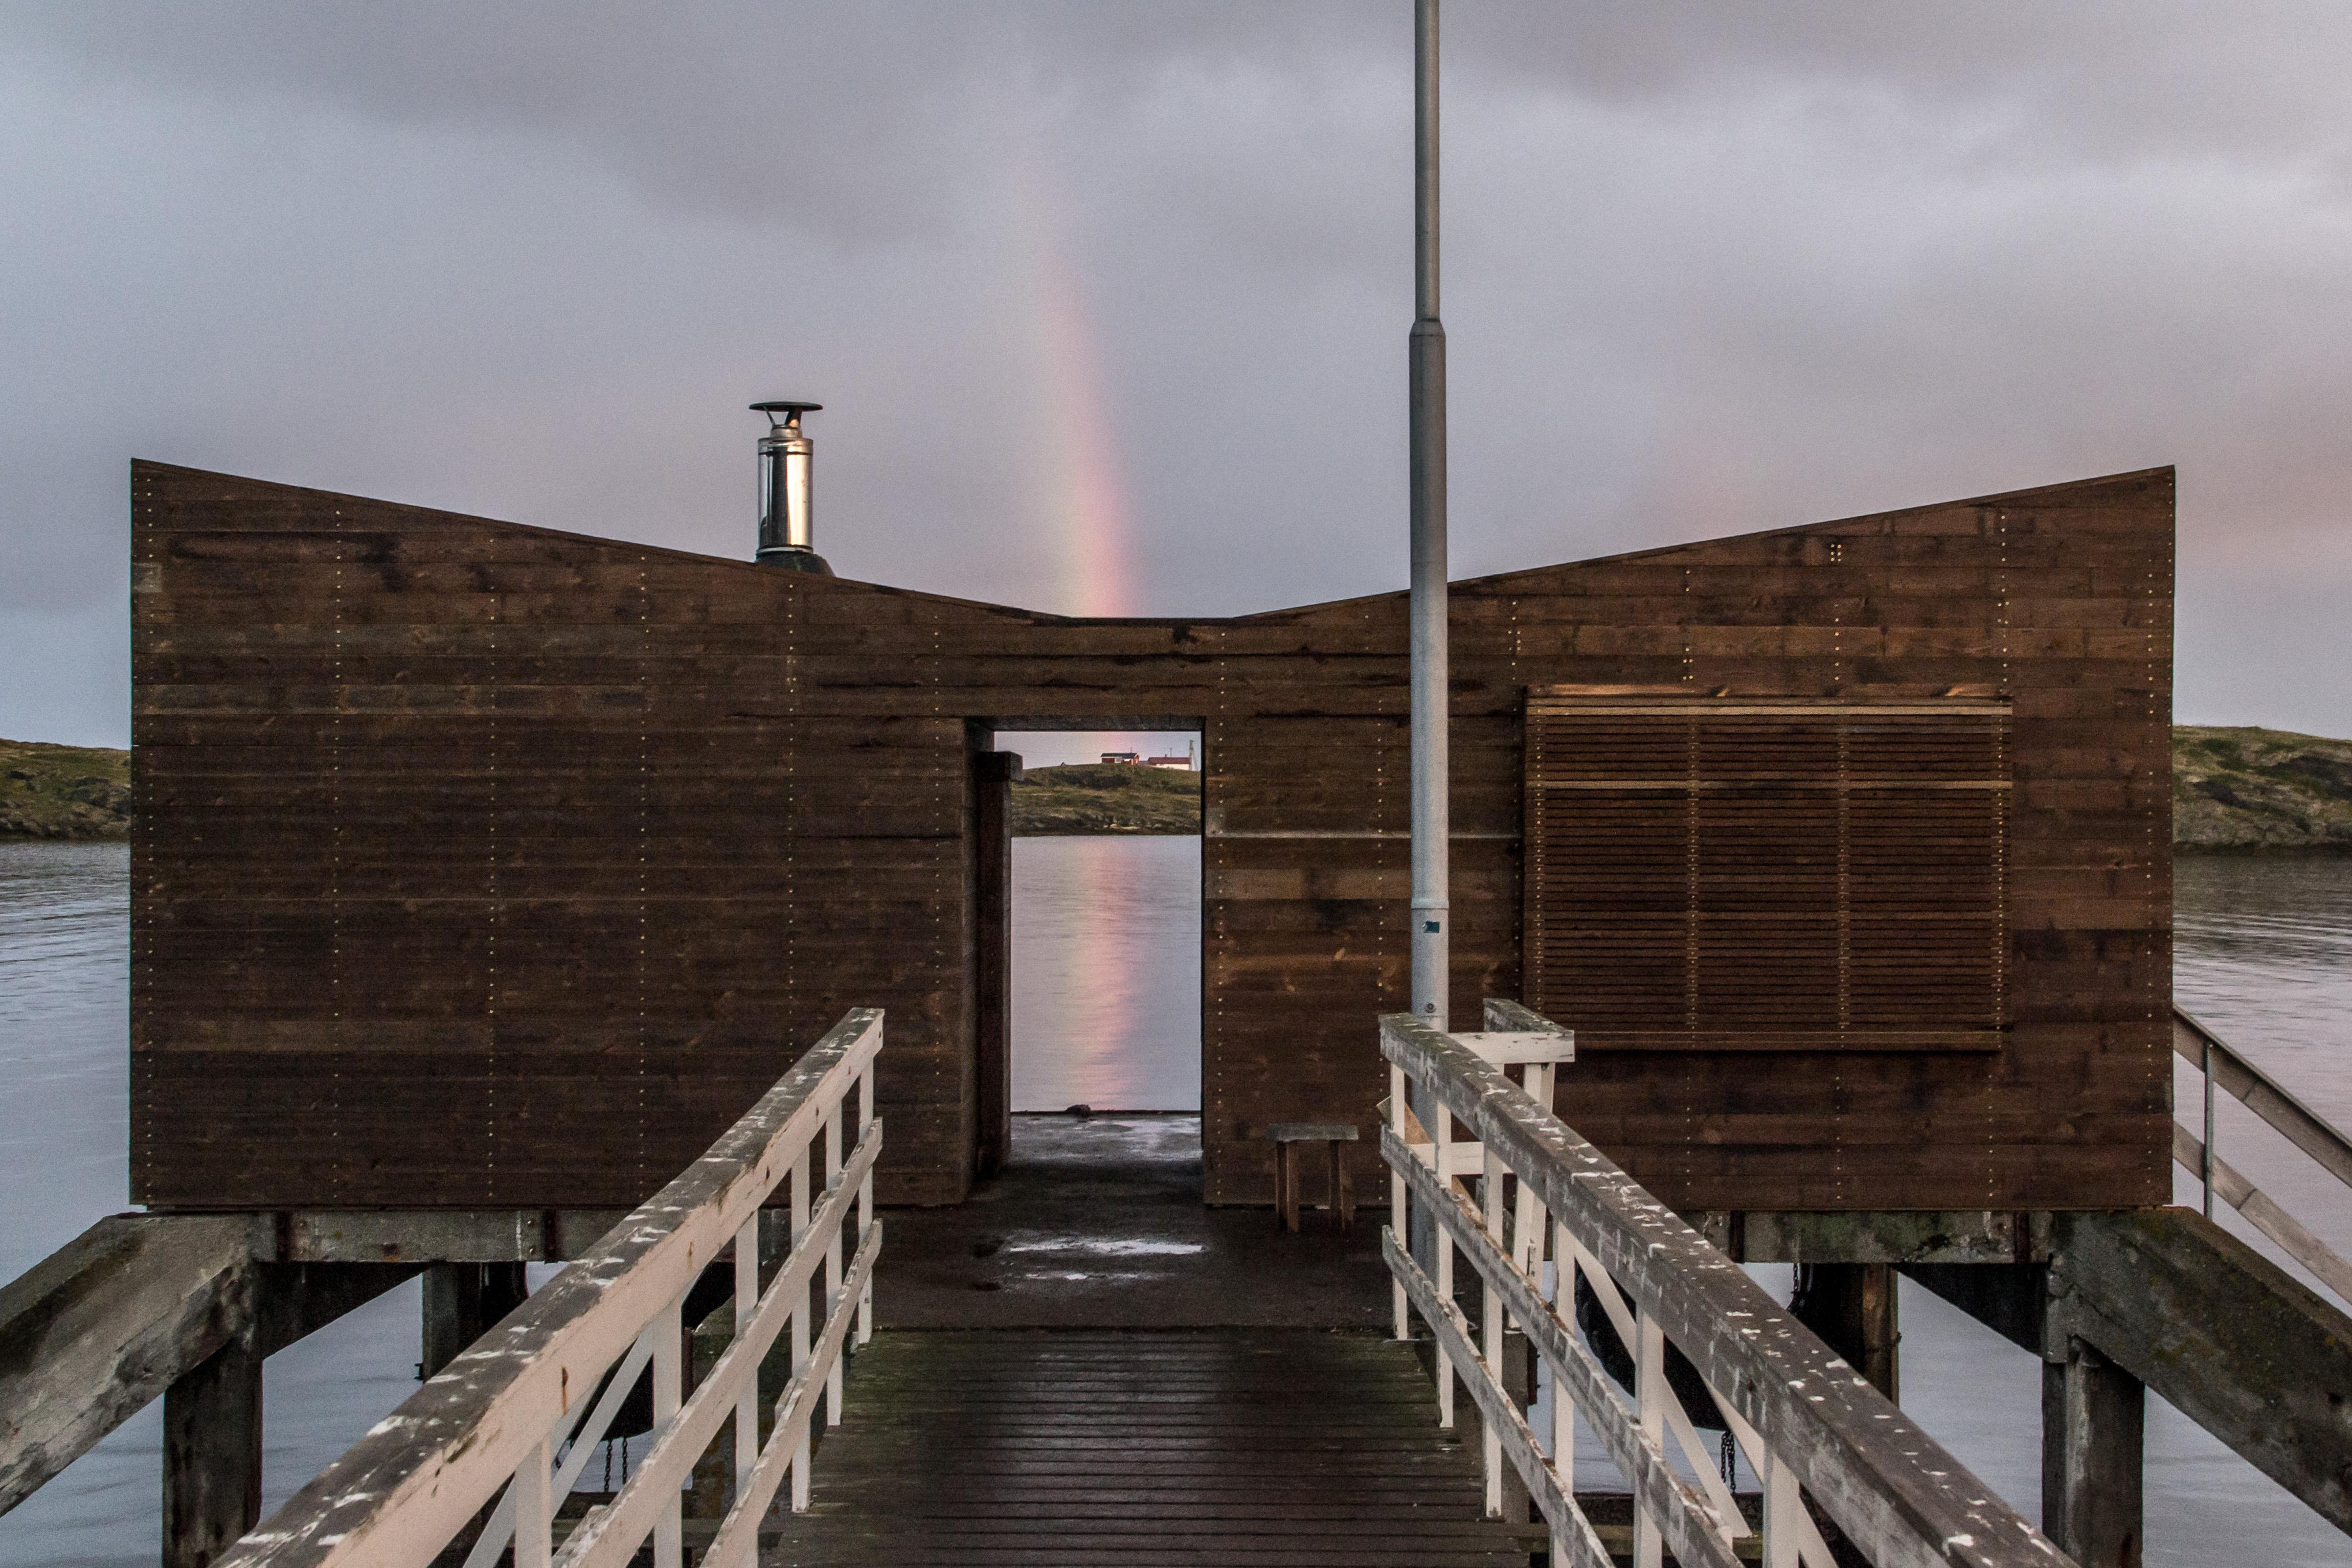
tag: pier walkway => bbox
[765,1111,1529,1565]
[770,1329,1533,1567]
[13,1003,2352,1566]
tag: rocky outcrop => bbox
[2174,726,2352,850]
[0,739,130,839]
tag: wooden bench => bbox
[1263,1123,1359,1233]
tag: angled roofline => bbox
[131,459,2173,630]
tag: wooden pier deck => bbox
[766,1328,1539,1567]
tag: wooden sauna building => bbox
[127,459,2174,1222]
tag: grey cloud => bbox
[1,1,2347,747]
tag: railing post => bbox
[824,1095,845,1425]
[511,1433,552,1568]
[790,1137,813,1510]
[1550,1217,1574,1489]
[1761,1451,1800,1568]
[1481,1143,1505,1517]
[734,1215,759,1486]
[1433,1101,1456,1430]
[1515,1064,1550,1277]
[1391,1062,1410,1342]
[1634,1307,1665,1568]
[2203,1036,2217,1220]
[653,1291,684,1568]
[857,1060,875,1347]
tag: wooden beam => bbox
[253,1263,424,1359]
[0,1215,414,1521]
[1724,1210,2032,1265]
[1899,1263,2045,1356]
[2048,1208,2352,1533]
[165,1337,263,1568]
[2041,1339,2144,1568]
[275,1211,629,1263]
[0,1215,254,1514]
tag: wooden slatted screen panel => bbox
[1524,691,2009,1052]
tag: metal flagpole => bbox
[1408,0,1449,1031]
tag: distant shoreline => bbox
[7,729,2346,849]
[2173,726,2352,852]
[1010,762,1200,837]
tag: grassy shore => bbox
[0,738,130,839]
[1010,762,1201,835]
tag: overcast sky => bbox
[4,2,2347,753]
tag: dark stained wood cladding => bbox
[130,460,2174,1214]
[1524,695,2010,1052]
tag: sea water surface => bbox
[1011,835,1201,1112]
[3,837,2348,1563]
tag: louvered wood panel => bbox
[1525,692,2009,1052]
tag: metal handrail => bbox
[1382,1003,2059,1568]
[2172,1007,2352,1305]
[222,1008,884,1568]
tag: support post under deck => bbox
[422,1262,530,1379]
[2042,1337,2145,1567]
[163,1337,262,1568]
[1790,1263,1900,1403]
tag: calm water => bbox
[1894,852,2352,1567]
[3,838,2347,1563]
[1012,835,1201,1111]
[0,844,421,1568]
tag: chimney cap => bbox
[751,400,822,428]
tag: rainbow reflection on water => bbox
[1010,835,1200,1112]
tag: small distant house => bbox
[1144,756,1193,770]
[1100,751,1141,764]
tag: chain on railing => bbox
[2173,1006,2352,1307]
[1382,1001,2063,1568]
[220,1007,884,1568]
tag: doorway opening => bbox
[983,728,1203,1177]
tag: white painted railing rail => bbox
[2172,1006,2352,1306]
[220,1007,884,1568]
[1382,1002,2066,1568]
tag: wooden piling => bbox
[1790,1262,1900,1403]
[2042,1338,2144,1567]
[163,1337,263,1568]
[422,1263,529,1379]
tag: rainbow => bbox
[1012,157,1139,619]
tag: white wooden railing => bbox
[1382,1002,2064,1568]
[222,1008,884,1568]
[2173,1006,2352,1307]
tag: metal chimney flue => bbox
[751,400,831,574]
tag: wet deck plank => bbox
[765,1328,1540,1566]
